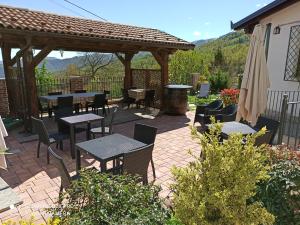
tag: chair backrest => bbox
[121,88,129,99]
[74,90,87,93]
[57,96,73,108]
[253,116,280,144]
[48,147,72,189]
[54,107,73,134]
[198,83,210,98]
[93,94,106,108]
[48,91,62,96]
[206,100,223,112]
[31,116,50,145]
[103,90,110,95]
[123,144,154,184]
[134,123,158,145]
[255,131,273,146]
[222,104,237,115]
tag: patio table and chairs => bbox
[85,93,107,115]
[60,113,104,159]
[121,88,135,109]
[40,92,102,116]
[128,89,156,108]
[194,99,223,124]
[75,133,147,173]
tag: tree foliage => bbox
[171,122,275,225]
[35,61,54,84]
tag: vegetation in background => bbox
[35,61,54,85]
[188,94,219,108]
[50,170,170,225]
[171,122,275,225]
[252,145,300,225]
[208,70,229,93]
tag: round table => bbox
[164,85,192,115]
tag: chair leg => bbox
[37,141,41,158]
[60,140,63,150]
[47,146,50,164]
[150,158,156,179]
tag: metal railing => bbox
[277,95,300,150]
[36,76,124,99]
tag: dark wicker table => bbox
[75,133,146,173]
[61,113,104,159]
[219,121,257,139]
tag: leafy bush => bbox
[220,88,240,106]
[171,122,275,225]
[3,216,60,225]
[252,145,300,224]
[49,169,170,225]
[208,71,229,94]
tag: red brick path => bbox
[0,112,200,223]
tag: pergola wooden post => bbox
[116,52,135,89]
[152,51,169,108]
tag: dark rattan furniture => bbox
[219,121,257,139]
[252,116,280,144]
[133,123,157,179]
[31,117,69,164]
[75,133,146,174]
[194,100,223,124]
[60,113,104,159]
[121,88,135,109]
[203,104,238,124]
[85,93,107,115]
[109,144,154,184]
[90,107,118,138]
[48,147,79,199]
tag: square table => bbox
[219,121,257,139]
[75,133,146,173]
[128,89,146,101]
[60,113,104,159]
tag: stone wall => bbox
[69,76,84,93]
[0,79,9,116]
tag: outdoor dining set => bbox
[32,88,158,195]
[193,99,280,146]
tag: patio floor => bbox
[0,110,200,224]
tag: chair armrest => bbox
[195,104,208,115]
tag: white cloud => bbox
[204,22,211,26]
[193,31,201,37]
[256,3,267,7]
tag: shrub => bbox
[171,121,275,225]
[208,70,229,94]
[3,216,60,225]
[252,145,300,224]
[220,88,240,106]
[49,169,170,225]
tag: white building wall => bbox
[260,2,300,92]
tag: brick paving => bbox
[0,111,200,223]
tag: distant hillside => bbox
[192,38,215,47]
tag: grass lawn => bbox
[188,94,219,111]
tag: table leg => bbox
[76,147,81,175]
[70,125,76,159]
[100,160,107,172]
[87,122,91,140]
[101,119,104,136]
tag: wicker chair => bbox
[48,147,79,198]
[252,116,280,144]
[196,83,210,99]
[86,94,107,115]
[47,91,63,117]
[31,117,69,164]
[38,99,48,119]
[74,90,87,113]
[104,90,110,112]
[194,100,223,124]
[206,104,238,123]
[133,123,157,179]
[137,90,155,108]
[121,88,135,109]
[57,96,73,109]
[108,144,154,184]
[90,107,118,138]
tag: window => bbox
[284,25,300,81]
[264,23,272,60]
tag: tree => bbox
[65,63,80,76]
[79,52,114,78]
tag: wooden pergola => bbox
[0,5,194,123]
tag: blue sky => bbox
[0,0,274,59]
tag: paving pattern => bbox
[0,111,200,223]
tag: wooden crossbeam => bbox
[32,45,53,67]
